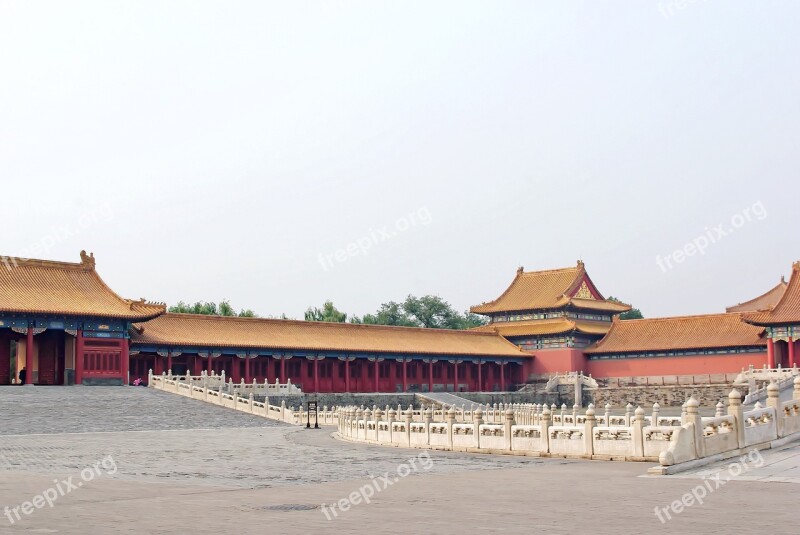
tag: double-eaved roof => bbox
[0,251,165,321]
[132,313,530,358]
[472,317,612,337]
[585,313,766,355]
[470,261,631,315]
[743,261,800,326]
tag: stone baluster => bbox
[685,397,704,458]
[445,407,455,449]
[728,388,745,448]
[423,408,433,446]
[404,408,413,447]
[632,406,645,458]
[651,402,661,427]
[604,403,611,425]
[680,401,687,425]
[504,408,515,451]
[715,401,725,417]
[364,407,373,440]
[583,404,596,457]
[473,407,484,448]
[766,382,782,436]
[540,404,551,455]
[373,408,382,441]
[625,403,633,427]
[387,408,396,443]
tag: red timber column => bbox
[374,358,380,392]
[75,330,85,385]
[280,356,287,383]
[477,361,483,392]
[245,356,252,383]
[345,358,351,393]
[428,360,434,393]
[313,357,320,393]
[767,339,775,368]
[121,339,130,386]
[25,327,34,385]
[452,361,458,392]
[789,338,796,368]
[232,356,241,383]
[167,354,173,375]
[500,362,506,391]
[402,359,408,393]
[206,353,213,374]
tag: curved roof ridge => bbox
[726,277,788,313]
[156,312,513,337]
[587,311,764,354]
[0,251,165,321]
[743,262,800,325]
[470,262,584,314]
[132,313,531,357]
[12,251,94,271]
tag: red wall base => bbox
[585,352,769,378]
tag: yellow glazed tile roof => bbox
[727,278,788,313]
[743,262,800,326]
[132,313,532,357]
[585,313,765,354]
[472,318,612,337]
[0,251,165,321]
[470,261,631,315]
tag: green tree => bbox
[169,299,258,318]
[607,296,644,320]
[359,301,418,327]
[402,294,461,328]
[304,300,348,322]
[305,295,489,329]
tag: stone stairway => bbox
[416,391,487,409]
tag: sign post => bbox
[307,399,320,429]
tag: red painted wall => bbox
[523,348,585,377]
[585,351,769,378]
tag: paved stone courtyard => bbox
[0,387,798,534]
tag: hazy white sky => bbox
[1,1,798,320]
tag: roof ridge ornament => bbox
[79,250,96,268]
[577,259,585,269]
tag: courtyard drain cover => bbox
[263,504,320,512]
